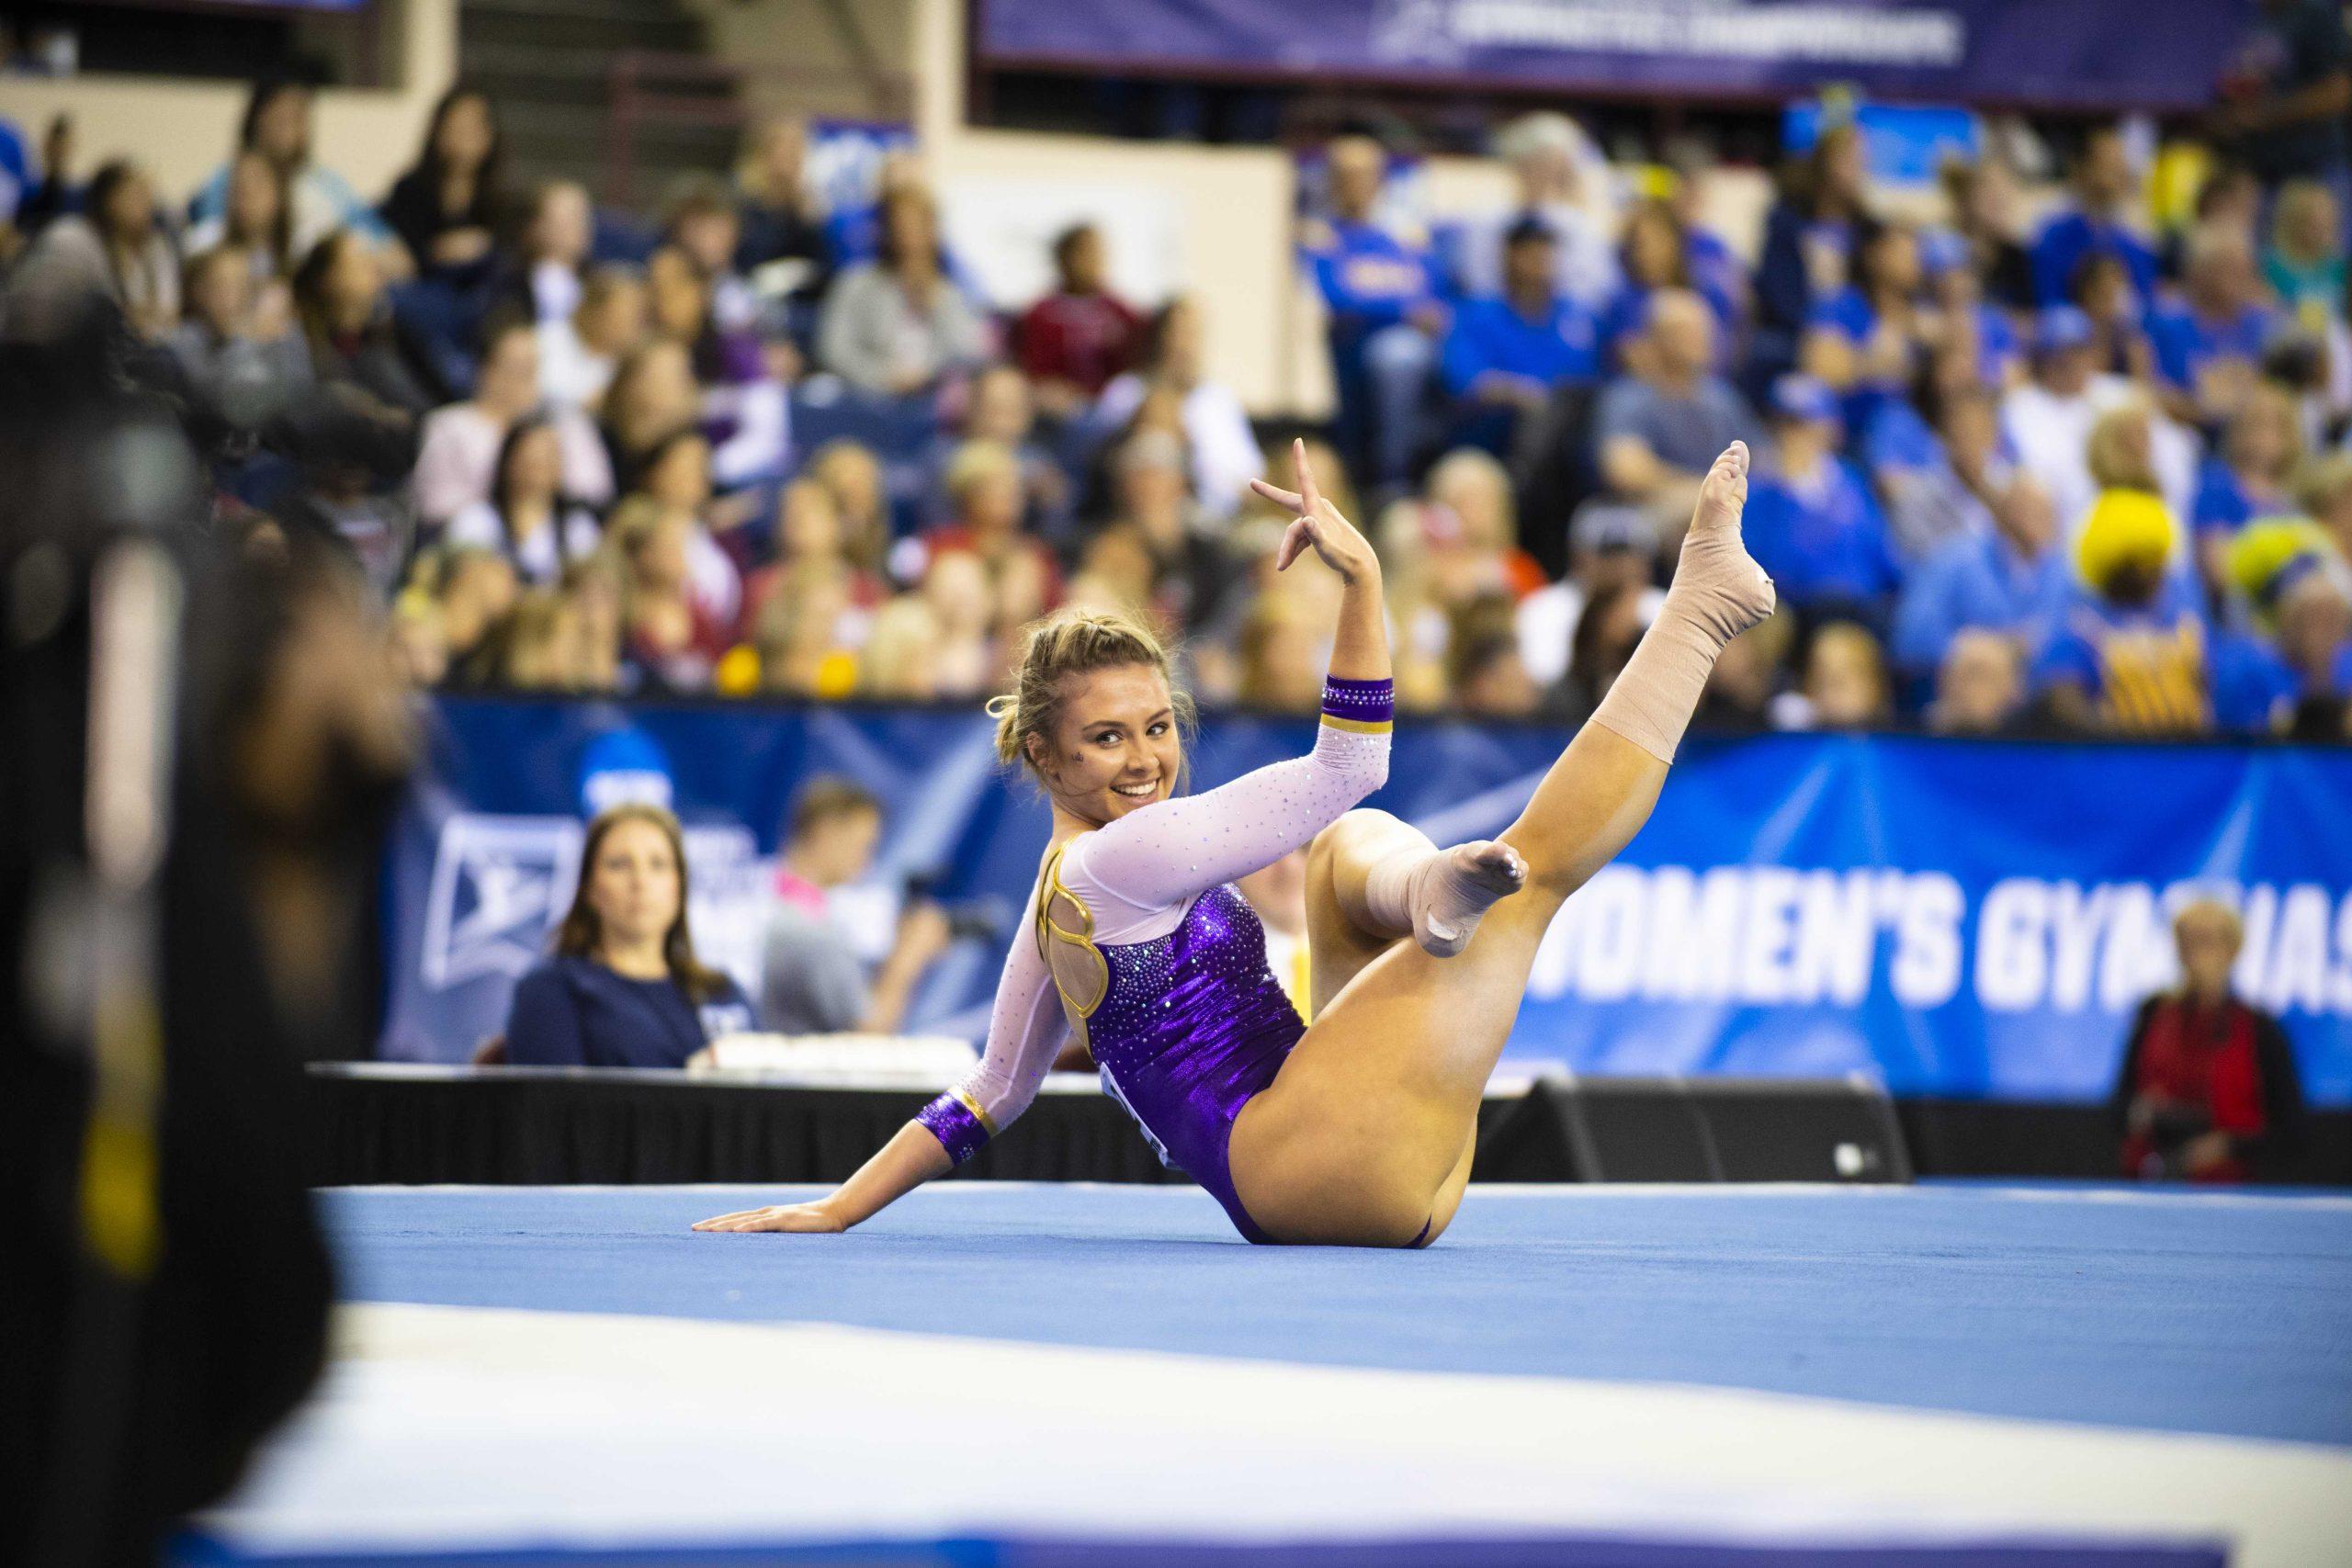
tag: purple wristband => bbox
[1321,675,1394,725]
[917,1090,993,1166]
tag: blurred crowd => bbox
[6,29,2352,742]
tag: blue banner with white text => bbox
[382,696,2352,1106]
[976,0,2250,113]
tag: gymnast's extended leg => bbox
[1230,442,1774,1245]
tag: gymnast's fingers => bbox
[694,1208,763,1229]
[1294,438,1322,515]
[1250,477,1304,512]
[1274,517,1312,570]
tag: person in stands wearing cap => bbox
[1739,374,1901,629]
[760,777,955,1036]
[2032,488,2212,733]
[1298,135,1444,494]
[2028,125,2159,309]
[1440,111,1621,310]
[2001,305,2118,533]
[2003,305,2196,541]
[1593,288,1760,534]
[1438,217,1601,457]
[1890,472,2073,691]
[2111,897,2304,1184]
[2147,223,2281,429]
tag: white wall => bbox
[0,0,456,212]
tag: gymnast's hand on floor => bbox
[1249,438,1378,585]
[693,1202,846,1234]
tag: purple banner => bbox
[976,0,2253,112]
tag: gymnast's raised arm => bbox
[1061,440,1394,916]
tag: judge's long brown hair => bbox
[554,803,729,1000]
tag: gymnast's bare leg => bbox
[1234,442,1775,1246]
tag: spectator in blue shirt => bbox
[1440,217,1600,456]
[1919,227,2019,387]
[189,80,401,265]
[1866,347,2013,563]
[1801,221,1929,432]
[1592,288,1761,529]
[2210,537,2352,729]
[2190,382,2302,582]
[1663,148,1752,330]
[2146,224,2279,427]
[2033,490,2213,734]
[0,108,29,237]
[1891,471,2074,682]
[2070,250,2157,383]
[1755,121,1876,384]
[2273,560,2352,705]
[1742,374,1903,626]
[2029,126,2158,308]
[1597,199,1738,370]
[504,804,755,1067]
[1302,136,1443,492]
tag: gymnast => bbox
[697,438,1773,1247]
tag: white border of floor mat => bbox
[198,1303,2352,1566]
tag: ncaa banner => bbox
[381,696,2352,1106]
[976,0,2250,113]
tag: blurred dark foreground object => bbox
[0,282,415,1566]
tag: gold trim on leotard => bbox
[1318,713,1394,735]
[1035,841,1110,1052]
[952,1088,1000,1137]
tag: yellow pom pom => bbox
[712,644,762,696]
[2075,489,2175,591]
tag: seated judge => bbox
[504,803,754,1066]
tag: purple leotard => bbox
[1047,866,1302,1240]
[917,677,1393,1241]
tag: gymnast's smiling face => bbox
[1032,663,1183,829]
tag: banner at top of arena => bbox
[975,0,2254,113]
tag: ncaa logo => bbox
[419,814,583,988]
[580,728,675,818]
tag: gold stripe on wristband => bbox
[1319,714,1394,734]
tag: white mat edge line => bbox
[329,1300,2352,1466]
